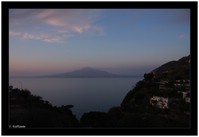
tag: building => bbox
[159,80,172,90]
[150,96,169,109]
[182,91,190,103]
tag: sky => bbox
[9,9,190,76]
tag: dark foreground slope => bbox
[9,86,79,128]
[119,55,190,127]
[80,55,190,127]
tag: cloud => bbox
[23,33,64,43]
[10,31,64,43]
[9,31,21,37]
[10,9,102,33]
[37,10,66,27]
[72,25,91,33]
[42,37,64,43]
[9,9,103,43]
[37,9,103,34]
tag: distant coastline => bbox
[10,75,143,79]
[10,67,143,78]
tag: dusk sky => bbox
[9,9,190,76]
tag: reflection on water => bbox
[9,77,143,119]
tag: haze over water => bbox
[9,77,143,119]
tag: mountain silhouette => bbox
[48,67,130,78]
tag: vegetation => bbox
[9,86,79,128]
[80,112,111,127]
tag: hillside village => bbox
[118,55,190,127]
[148,74,190,114]
[149,75,190,109]
[148,55,190,112]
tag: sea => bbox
[9,77,143,119]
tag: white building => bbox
[182,92,188,99]
[182,91,190,103]
[150,96,169,109]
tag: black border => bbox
[2,1,198,135]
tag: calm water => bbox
[9,77,143,119]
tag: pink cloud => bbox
[36,9,103,34]
[72,25,91,33]
[45,18,65,27]
[43,37,64,43]
[9,31,21,37]
[22,33,64,43]
[23,33,35,39]
[10,31,64,43]
[9,9,104,44]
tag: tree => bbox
[144,73,154,81]
[80,112,111,127]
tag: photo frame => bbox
[2,1,197,135]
